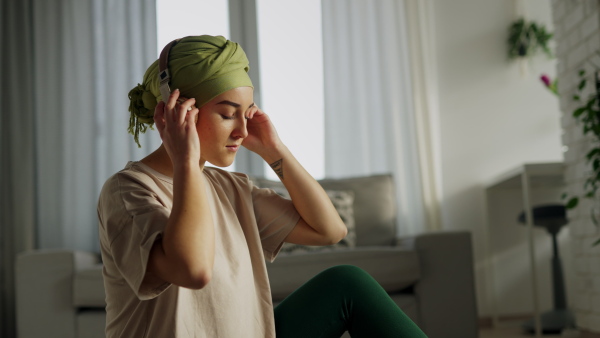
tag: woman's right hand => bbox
[153,89,200,167]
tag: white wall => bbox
[552,0,600,333]
[432,0,564,317]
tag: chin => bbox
[207,157,236,168]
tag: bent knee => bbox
[318,265,373,284]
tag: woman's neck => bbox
[139,145,174,177]
[140,145,205,178]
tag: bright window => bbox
[156,0,230,54]
[257,0,325,180]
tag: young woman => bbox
[98,35,426,338]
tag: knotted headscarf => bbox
[128,35,253,147]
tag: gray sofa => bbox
[16,174,479,338]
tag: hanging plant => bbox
[508,18,553,60]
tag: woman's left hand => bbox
[242,106,284,157]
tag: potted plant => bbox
[508,18,553,60]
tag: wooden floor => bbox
[479,326,582,338]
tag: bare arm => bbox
[243,107,347,245]
[146,90,215,289]
[266,147,347,245]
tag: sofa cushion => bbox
[74,264,106,307]
[318,174,396,246]
[251,174,397,246]
[281,189,356,253]
[267,247,420,300]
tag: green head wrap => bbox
[127,35,253,147]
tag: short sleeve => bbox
[99,173,172,300]
[251,183,300,262]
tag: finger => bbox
[186,107,200,130]
[154,101,166,131]
[166,89,180,122]
[178,97,196,125]
[250,106,263,119]
[247,106,258,119]
[179,97,196,109]
[166,88,180,109]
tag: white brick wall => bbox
[552,0,600,333]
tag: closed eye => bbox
[220,114,235,120]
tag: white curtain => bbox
[1,0,157,331]
[33,0,159,251]
[322,0,440,234]
[404,0,442,232]
[1,2,36,336]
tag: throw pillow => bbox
[280,189,356,254]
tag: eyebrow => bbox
[217,100,255,109]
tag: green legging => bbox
[274,265,428,338]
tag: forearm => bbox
[160,164,215,287]
[260,145,347,243]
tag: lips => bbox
[226,145,240,151]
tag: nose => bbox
[232,115,248,139]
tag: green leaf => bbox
[574,107,586,117]
[592,238,600,247]
[580,69,586,77]
[561,192,568,199]
[587,148,600,160]
[592,209,598,226]
[566,197,579,209]
[579,79,587,91]
[586,191,596,198]
[574,95,581,101]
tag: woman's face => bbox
[196,86,254,167]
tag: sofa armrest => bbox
[396,231,479,338]
[15,249,100,338]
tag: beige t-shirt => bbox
[98,162,300,338]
